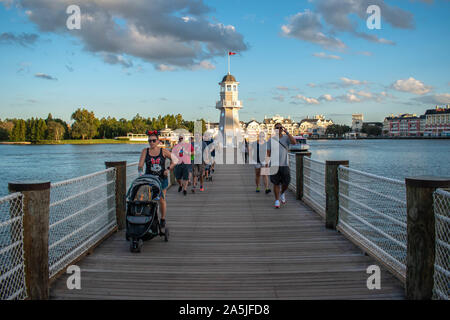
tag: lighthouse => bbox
[216,73,243,146]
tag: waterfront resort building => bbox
[299,115,333,137]
[424,106,450,137]
[383,114,423,137]
[351,114,364,133]
[383,105,450,137]
[261,115,299,136]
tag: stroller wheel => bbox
[130,239,142,253]
[164,227,169,242]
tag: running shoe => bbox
[256,187,260,193]
[191,188,195,193]
[280,193,286,204]
[183,190,187,196]
[265,188,272,194]
[200,186,204,192]
[160,219,166,228]
[178,186,182,192]
[274,200,280,209]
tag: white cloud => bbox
[281,10,346,50]
[413,93,450,104]
[313,52,342,60]
[281,1,411,50]
[10,0,247,70]
[319,94,333,101]
[292,94,320,105]
[356,91,373,98]
[341,93,361,103]
[391,77,432,95]
[340,77,367,86]
[156,64,176,72]
[35,73,57,80]
[191,60,216,70]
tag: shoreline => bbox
[1,136,449,145]
[0,139,148,145]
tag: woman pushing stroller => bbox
[138,130,177,231]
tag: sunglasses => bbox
[148,139,158,143]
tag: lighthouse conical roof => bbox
[221,74,237,82]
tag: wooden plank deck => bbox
[50,165,405,299]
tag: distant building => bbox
[383,105,450,137]
[351,114,364,133]
[299,115,333,137]
[261,115,299,136]
[383,113,422,137]
[245,120,261,138]
[423,105,450,137]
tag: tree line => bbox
[0,108,206,142]
[325,123,382,137]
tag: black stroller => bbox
[126,175,169,253]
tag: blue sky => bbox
[0,0,449,125]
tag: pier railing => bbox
[433,188,450,300]
[303,157,326,218]
[337,166,407,281]
[288,152,449,300]
[3,159,178,299]
[48,168,117,279]
[0,193,27,300]
[126,162,140,190]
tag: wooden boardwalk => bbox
[50,165,405,299]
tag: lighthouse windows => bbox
[227,85,232,91]
[233,85,237,91]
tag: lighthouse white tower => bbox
[216,73,243,146]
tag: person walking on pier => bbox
[173,136,192,196]
[138,130,176,230]
[253,132,271,194]
[267,123,296,208]
[192,133,207,192]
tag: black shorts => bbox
[174,163,189,180]
[270,166,291,186]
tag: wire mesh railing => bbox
[288,153,296,192]
[337,166,407,281]
[303,157,326,218]
[433,188,450,300]
[0,193,27,300]
[48,168,117,279]
[126,162,140,191]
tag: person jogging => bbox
[267,123,296,208]
[138,130,176,230]
[172,135,192,196]
[253,132,271,194]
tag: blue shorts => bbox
[161,177,169,190]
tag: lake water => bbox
[0,139,449,197]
